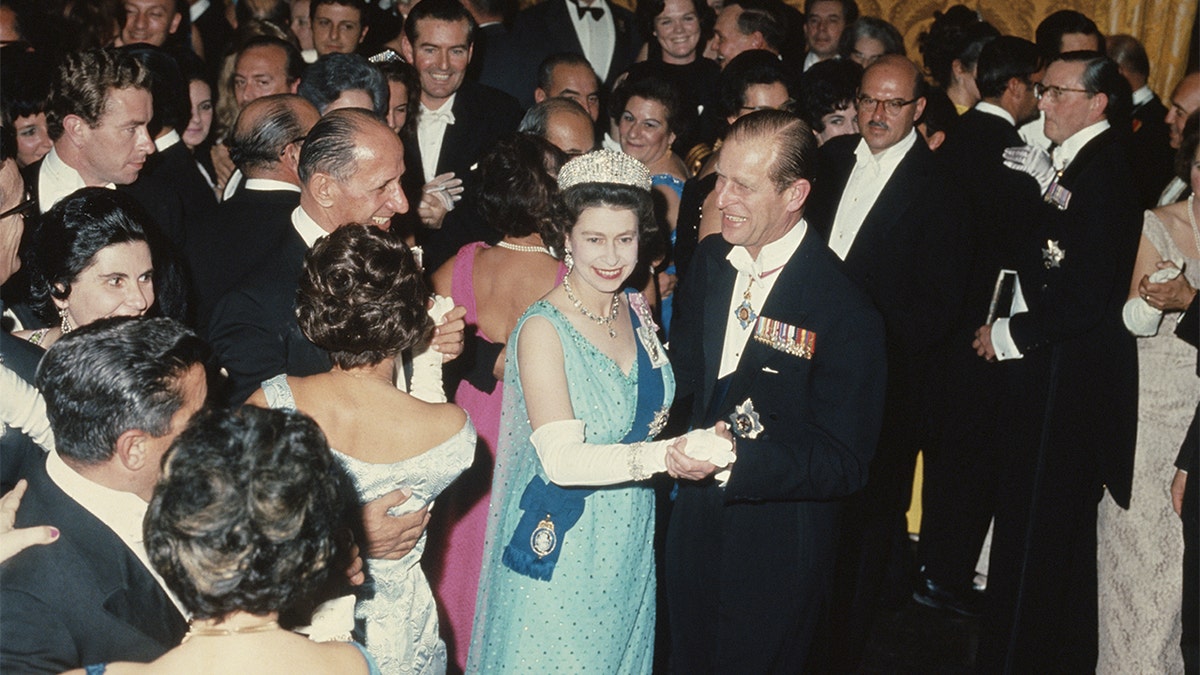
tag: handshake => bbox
[666,424,737,485]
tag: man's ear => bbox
[310,172,339,208]
[400,34,414,63]
[534,88,548,104]
[359,25,369,44]
[749,32,765,50]
[115,428,149,472]
[785,178,811,213]
[62,114,88,148]
[169,12,182,35]
[925,129,947,152]
[913,96,927,122]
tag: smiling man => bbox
[802,0,856,70]
[27,49,155,213]
[667,110,886,673]
[804,53,972,671]
[119,0,182,47]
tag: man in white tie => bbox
[973,51,1141,673]
[398,0,522,260]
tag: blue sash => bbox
[502,299,668,581]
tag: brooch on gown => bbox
[729,398,764,440]
[1042,239,1066,268]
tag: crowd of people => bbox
[0,0,1196,673]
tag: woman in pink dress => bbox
[427,134,567,670]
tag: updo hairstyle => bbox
[296,224,431,369]
[144,406,343,620]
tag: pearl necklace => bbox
[495,240,555,257]
[562,273,620,338]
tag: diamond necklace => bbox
[562,272,620,338]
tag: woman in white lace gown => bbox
[247,225,475,675]
[1097,137,1200,674]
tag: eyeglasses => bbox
[855,94,919,114]
[0,195,36,220]
[1033,83,1093,101]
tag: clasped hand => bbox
[665,421,735,481]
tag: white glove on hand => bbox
[1123,266,1182,336]
[531,419,732,487]
[1002,144,1056,194]
[423,172,464,211]
[403,294,455,403]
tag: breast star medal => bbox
[1042,239,1066,268]
[729,398,764,440]
[531,515,557,558]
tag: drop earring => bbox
[564,248,574,272]
[59,307,74,334]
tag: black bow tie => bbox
[570,0,604,21]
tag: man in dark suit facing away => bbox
[0,316,207,674]
[666,110,887,673]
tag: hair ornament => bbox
[557,149,652,191]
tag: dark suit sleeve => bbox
[1177,292,1200,352]
[207,287,289,405]
[724,303,887,502]
[0,588,79,674]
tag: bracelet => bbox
[627,441,649,481]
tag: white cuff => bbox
[991,317,1024,361]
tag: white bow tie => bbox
[421,108,455,126]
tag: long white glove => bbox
[1002,144,1056,194]
[531,419,734,487]
[0,365,54,451]
[401,294,456,403]
[1123,266,1182,336]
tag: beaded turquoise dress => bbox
[466,293,674,674]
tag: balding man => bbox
[519,96,596,156]
[709,0,786,69]
[976,51,1141,672]
[208,107,466,569]
[1161,72,1200,204]
[805,54,970,670]
[186,94,320,324]
[25,49,154,214]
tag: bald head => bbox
[858,55,927,153]
[520,97,595,156]
[229,94,320,182]
[1168,73,1200,149]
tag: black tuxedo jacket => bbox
[0,456,186,673]
[1130,95,1174,209]
[185,187,299,326]
[206,224,330,405]
[126,139,220,250]
[806,133,970,362]
[666,230,887,673]
[0,321,46,493]
[507,0,642,105]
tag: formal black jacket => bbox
[206,223,330,405]
[666,229,887,673]
[0,456,187,673]
[124,138,219,251]
[1130,94,1175,210]
[506,0,643,106]
[0,311,46,493]
[185,186,299,326]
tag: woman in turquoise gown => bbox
[467,150,731,673]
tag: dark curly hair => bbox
[296,224,431,369]
[611,74,688,141]
[549,182,661,265]
[917,5,998,89]
[27,187,153,324]
[478,133,567,239]
[46,48,149,142]
[145,406,343,620]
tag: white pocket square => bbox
[761,366,779,374]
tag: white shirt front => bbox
[417,94,457,184]
[1132,85,1154,109]
[567,0,615,82]
[38,145,112,212]
[45,450,188,616]
[1050,119,1110,171]
[828,129,918,260]
[718,219,807,378]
